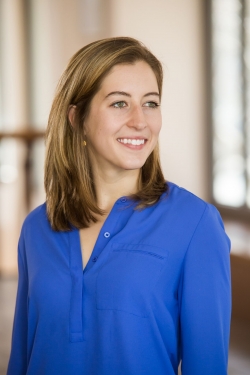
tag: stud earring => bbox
[82,140,87,146]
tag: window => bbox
[210,0,250,216]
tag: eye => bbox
[112,101,127,108]
[144,101,160,108]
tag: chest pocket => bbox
[96,243,167,318]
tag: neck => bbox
[93,168,140,211]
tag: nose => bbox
[127,105,147,130]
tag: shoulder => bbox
[166,183,230,251]
[161,181,207,221]
[165,182,221,215]
[20,203,53,239]
[165,181,206,209]
[19,203,70,259]
[162,182,228,238]
[22,202,47,226]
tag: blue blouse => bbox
[7,182,231,375]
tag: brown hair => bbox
[45,37,168,231]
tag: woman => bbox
[8,37,231,375]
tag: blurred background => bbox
[0,0,249,374]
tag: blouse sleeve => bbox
[178,204,231,375]
[7,234,28,375]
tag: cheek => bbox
[85,118,103,142]
[152,118,162,136]
[148,112,162,135]
[156,122,162,134]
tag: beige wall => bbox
[110,0,208,199]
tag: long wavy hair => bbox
[45,37,168,231]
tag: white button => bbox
[104,232,110,238]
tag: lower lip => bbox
[117,141,147,150]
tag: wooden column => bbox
[0,131,45,211]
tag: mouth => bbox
[117,138,146,146]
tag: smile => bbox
[117,138,146,145]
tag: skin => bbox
[69,60,162,266]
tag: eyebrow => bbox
[105,91,160,99]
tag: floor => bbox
[0,279,16,375]
[1,279,250,374]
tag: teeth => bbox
[118,138,145,145]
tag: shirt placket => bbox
[68,197,131,342]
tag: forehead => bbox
[98,61,159,93]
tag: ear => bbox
[68,105,77,127]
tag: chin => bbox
[112,155,149,171]
[120,161,146,171]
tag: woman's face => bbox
[84,60,162,176]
